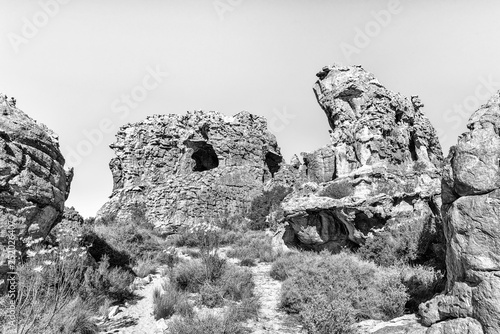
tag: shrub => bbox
[219,265,254,301]
[169,259,207,292]
[239,258,256,267]
[133,256,157,278]
[16,239,89,334]
[357,230,415,266]
[81,228,132,268]
[153,286,176,320]
[92,220,168,261]
[270,251,310,281]
[301,296,355,334]
[155,247,179,268]
[399,264,445,312]
[279,252,408,329]
[247,185,292,230]
[168,312,248,334]
[226,231,280,263]
[200,283,224,308]
[228,296,261,322]
[203,254,226,282]
[82,255,135,302]
[153,282,193,320]
[45,297,99,334]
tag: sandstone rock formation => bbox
[419,92,500,334]
[353,314,483,334]
[280,65,444,263]
[96,110,283,231]
[0,94,73,259]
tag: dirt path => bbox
[99,270,168,334]
[245,262,304,334]
[97,250,304,334]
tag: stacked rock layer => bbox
[96,110,283,231]
[0,95,72,267]
[419,92,500,334]
[280,65,444,262]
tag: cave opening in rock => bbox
[265,152,283,177]
[409,136,418,161]
[189,141,219,172]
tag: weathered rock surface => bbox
[96,110,283,230]
[0,94,72,262]
[354,314,483,334]
[419,92,500,334]
[281,65,444,261]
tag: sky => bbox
[2,0,500,218]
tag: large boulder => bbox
[0,94,72,267]
[419,92,500,334]
[96,110,284,231]
[281,65,444,263]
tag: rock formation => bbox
[419,92,500,334]
[96,110,283,231]
[0,94,73,261]
[280,65,444,263]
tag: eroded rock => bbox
[96,110,283,231]
[0,95,72,266]
[281,65,444,263]
[419,92,500,334]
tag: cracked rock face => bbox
[281,65,444,262]
[96,110,283,231]
[420,92,500,334]
[0,96,72,259]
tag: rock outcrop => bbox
[0,94,73,260]
[96,110,283,231]
[353,314,483,334]
[419,92,500,334]
[280,65,444,263]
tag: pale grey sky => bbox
[2,0,500,217]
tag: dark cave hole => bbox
[409,136,418,161]
[190,142,219,172]
[265,151,283,177]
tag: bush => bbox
[399,264,445,312]
[226,231,280,263]
[219,265,254,301]
[168,312,248,334]
[153,282,193,320]
[203,254,226,282]
[270,251,310,281]
[279,252,408,329]
[92,220,168,262]
[247,185,292,230]
[301,296,355,334]
[170,259,207,292]
[82,255,135,302]
[46,297,99,334]
[133,256,157,278]
[200,283,224,308]
[239,258,256,267]
[357,230,415,266]
[228,296,260,322]
[155,247,179,268]
[79,228,132,268]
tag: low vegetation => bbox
[226,231,282,263]
[274,251,409,334]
